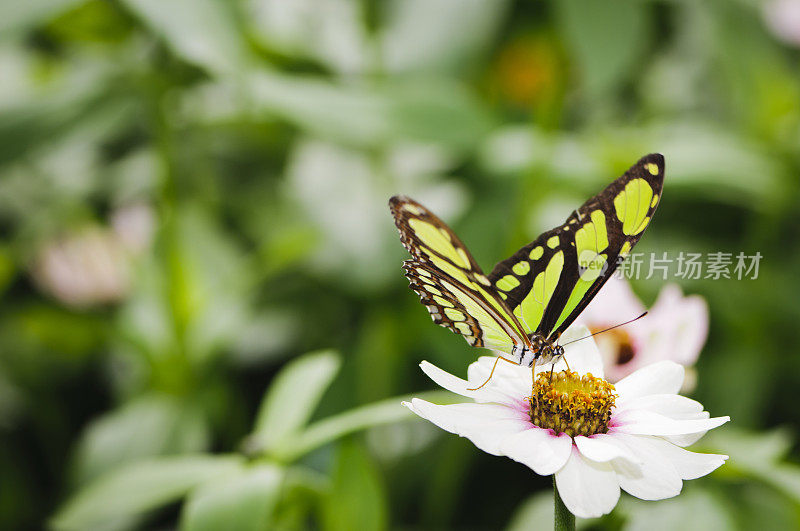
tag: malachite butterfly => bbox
[389,153,665,367]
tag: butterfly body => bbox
[512,343,536,367]
[390,154,664,367]
[526,336,564,366]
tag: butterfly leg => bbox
[467,356,517,391]
[545,354,568,382]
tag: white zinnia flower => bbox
[403,326,729,519]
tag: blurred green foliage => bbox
[1,0,800,529]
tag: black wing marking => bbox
[488,153,665,339]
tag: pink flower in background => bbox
[575,277,709,387]
[110,202,156,254]
[32,203,156,308]
[33,227,131,307]
[763,0,800,46]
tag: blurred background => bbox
[1,0,800,529]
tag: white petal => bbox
[467,356,531,398]
[612,408,729,436]
[419,361,519,404]
[555,448,620,518]
[404,399,529,455]
[654,404,714,446]
[501,428,572,475]
[562,327,605,378]
[558,324,591,345]
[641,436,728,479]
[574,434,641,468]
[663,431,709,448]
[616,393,705,420]
[606,433,683,500]
[614,361,684,400]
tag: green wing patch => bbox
[488,153,665,340]
[389,196,482,283]
[390,196,530,350]
[389,196,527,323]
[403,260,525,350]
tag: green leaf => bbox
[271,467,329,530]
[71,394,210,485]
[51,455,244,530]
[245,72,492,150]
[171,205,256,365]
[118,204,255,367]
[269,390,456,462]
[0,0,84,35]
[0,84,107,166]
[705,426,792,470]
[556,0,649,98]
[506,492,557,531]
[651,122,788,209]
[479,123,787,208]
[381,0,510,74]
[722,481,800,531]
[762,466,800,505]
[620,488,735,531]
[252,350,340,450]
[120,0,252,75]
[321,441,387,531]
[0,245,15,296]
[180,465,284,531]
[704,427,800,505]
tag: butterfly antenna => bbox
[559,311,648,347]
[467,356,517,391]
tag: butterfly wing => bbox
[389,195,529,350]
[389,195,484,279]
[488,153,665,340]
[404,260,527,350]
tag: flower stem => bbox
[553,476,575,531]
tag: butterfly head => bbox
[537,344,565,366]
[514,336,565,367]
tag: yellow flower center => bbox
[529,370,616,437]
